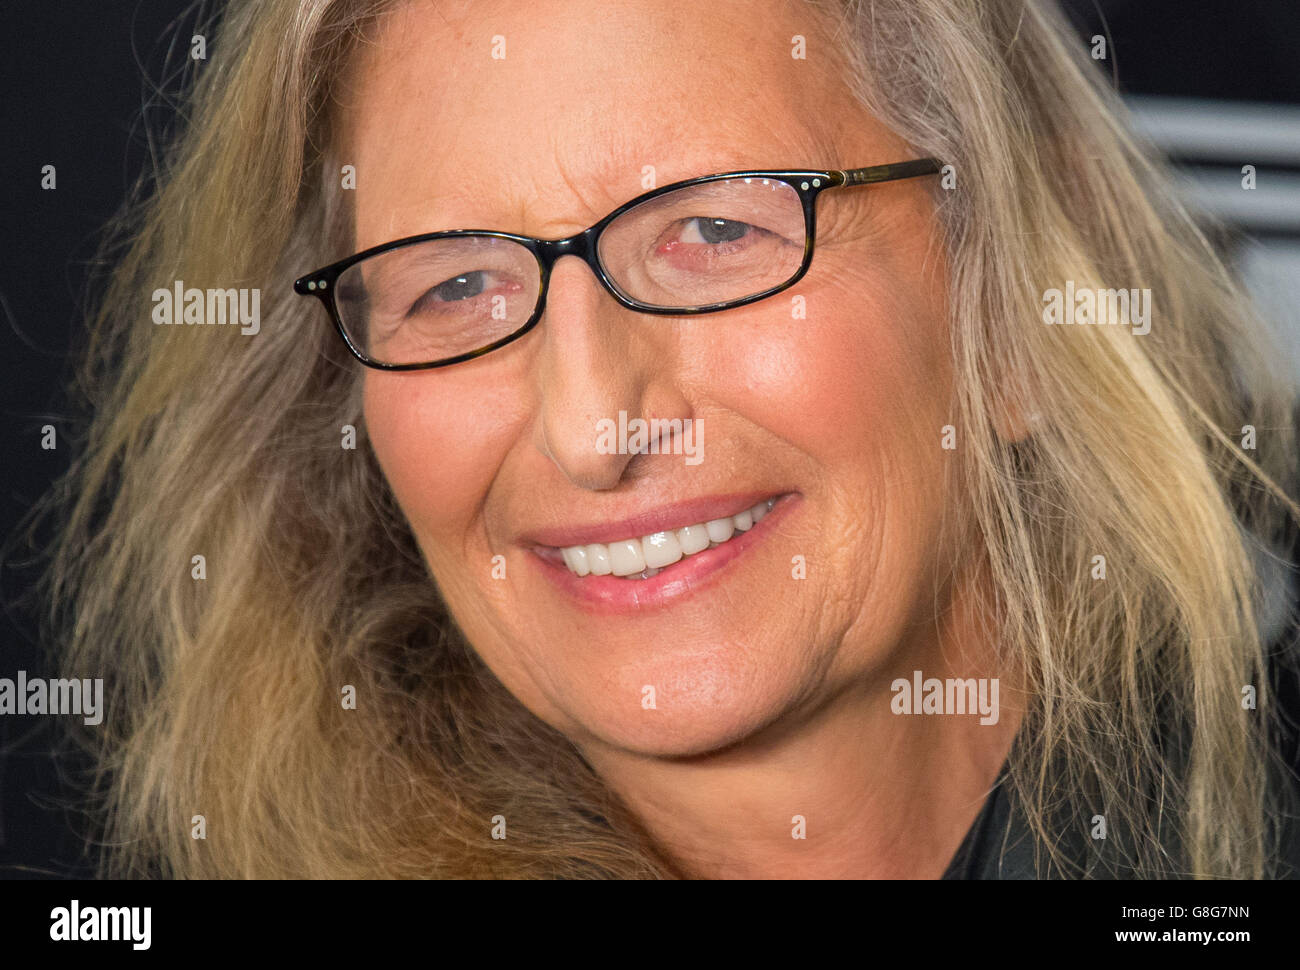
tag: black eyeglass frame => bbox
[293,157,943,371]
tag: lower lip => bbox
[528,493,800,614]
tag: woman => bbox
[40,0,1300,878]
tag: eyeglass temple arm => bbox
[838,157,943,186]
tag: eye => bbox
[407,270,501,316]
[422,271,489,305]
[679,217,755,246]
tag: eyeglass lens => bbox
[333,176,806,366]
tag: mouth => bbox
[557,495,777,580]
[524,492,798,611]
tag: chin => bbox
[541,637,815,759]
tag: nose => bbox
[531,254,694,491]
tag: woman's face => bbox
[351,0,959,757]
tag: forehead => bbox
[339,0,857,247]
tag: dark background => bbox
[2,0,1298,878]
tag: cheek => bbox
[712,265,951,476]
[363,372,519,554]
[707,261,955,658]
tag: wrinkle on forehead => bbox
[339,0,860,248]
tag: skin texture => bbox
[346,0,1022,877]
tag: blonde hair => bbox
[32,0,1299,877]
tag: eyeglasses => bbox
[294,157,942,370]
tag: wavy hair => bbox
[31,0,1299,877]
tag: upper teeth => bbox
[559,498,776,579]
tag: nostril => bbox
[533,407,635,493]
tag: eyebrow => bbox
[354,126,847,247]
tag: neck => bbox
[580,569,1022,879]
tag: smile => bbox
[525,492,797,613]
[559,497,777,579]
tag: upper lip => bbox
[516,491,786,549]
